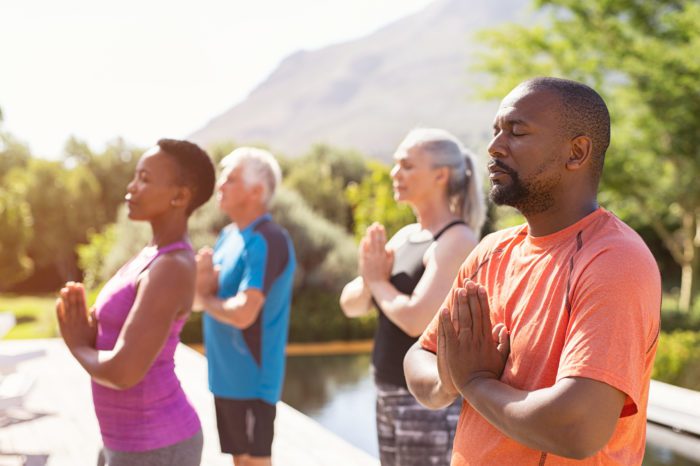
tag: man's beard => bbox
[488,161,557,216]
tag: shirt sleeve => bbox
[557,241,661,416]
[239,234,268,294]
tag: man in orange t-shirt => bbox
[404,77,661,465]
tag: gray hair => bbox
[399,128,486,234]
[220,147,282,206]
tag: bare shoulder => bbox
[423,224,478,269]
[143,250,196,288]
[435,223,478,253]
[387,223,421,248]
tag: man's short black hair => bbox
[523,77,610,180]
[157,138,216,215]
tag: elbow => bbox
[395,308,427,338]
[231,305,262,330]
[339,296,369,318]
[338,295,354,317]
[403,323,425,338]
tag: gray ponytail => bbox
[458,148,486,235]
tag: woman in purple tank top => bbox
[55,139,216,466]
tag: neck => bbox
[231,205,268,230]
[149,214,189,247]
[413,196,458,234]
[524,198,598,237]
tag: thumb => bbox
[493,323,510,359]
[55,298,65,321]
[89,307,98,323]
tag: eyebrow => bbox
[493,118,529,130]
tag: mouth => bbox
[487,162,513,181]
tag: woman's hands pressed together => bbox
[56,281,97,351]
[359,222,394,285]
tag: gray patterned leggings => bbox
[96,430,203,466]
[375,382,461,466]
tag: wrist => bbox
[458,372,498,398]
[365,277,386,291]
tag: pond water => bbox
[282,353,700,465]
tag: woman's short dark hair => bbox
[157,138,216,215]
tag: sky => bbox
[0,0,435,159]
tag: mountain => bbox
[190,0,529,162]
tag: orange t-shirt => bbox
[419,208,661,465]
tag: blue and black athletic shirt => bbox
[203,213,296,405]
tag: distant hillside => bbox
[190,0,529,162]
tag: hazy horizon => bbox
[0,0,435,159]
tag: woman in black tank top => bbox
[340,128,486,466]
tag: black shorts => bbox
[214,397,277,457]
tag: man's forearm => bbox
[201,293,255,329]
[404,344,458,409]
[458,377,620,459]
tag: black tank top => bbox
[372,220,466,387]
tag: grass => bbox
[0,293,59,339]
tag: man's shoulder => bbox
[250,217,294,251]
[582,210,656,263]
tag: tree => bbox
[476,0,700,311]
[64,137,141,222]
[284,144,369,232]
[14,159,104,284]
[0,132,31,178]
[346,161,415,241]
[0,185,34,290]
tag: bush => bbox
[652,330,700,390]
[288,288,376,343]
[660,293,700,332]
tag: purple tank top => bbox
[91,241,201,452]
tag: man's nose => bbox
[487,132,507,159]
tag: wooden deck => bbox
[0,339,379,466]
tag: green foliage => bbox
[346,161,415,241]
[661,293,700,332]
[76,225,117,290]
[475,0,700,310]
[652,331,700,390]
[270,186,358,291]
[288,288,376,343]
[284,144,369,231]
[93,206,151,283]
[0,294,58,339]
[0,186,34,290]
[0,132,31,178]
[10,159,104,283]
[64,137,141,222]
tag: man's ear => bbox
[566,135,593,171]
[250,182,265,202]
